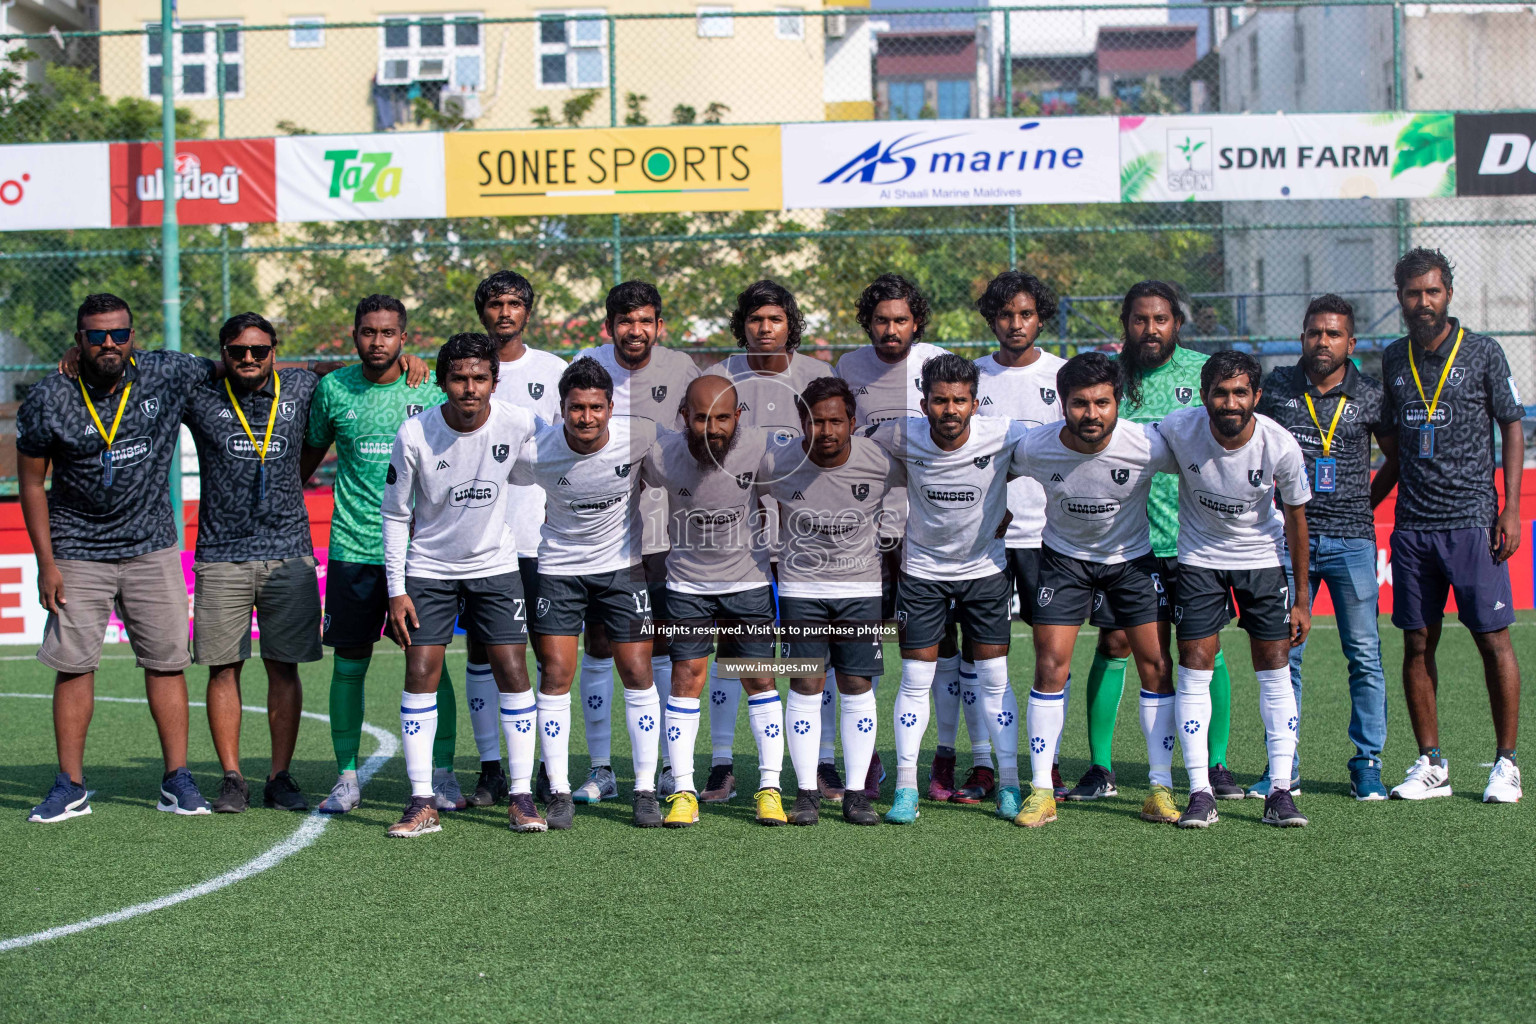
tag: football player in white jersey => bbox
[1007,352,1180,827]
[569,282,700,805]
[869,354,1029,824]
[381,334,541,837]
[698,280,833,803]
[763,376,903,825]
[642,375,784,826]
[1155,350,1314,829]
[836,275,955,804]
[974,269,1070,801]
[458,271,567,810]
[511,357,666,829]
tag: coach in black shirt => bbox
[1379,247,1524,804]
[1257,294,1394,801]
[17,293,216,821]
[183,312,322,814]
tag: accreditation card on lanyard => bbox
[1302,389,1345,494]
[78,358,134,488]
[1408,326,1463,460]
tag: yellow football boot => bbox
[1140,784,1181,824]
[1012,787,1058,828]
[663,790,700,828]
[755,787,788,826]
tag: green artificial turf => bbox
[2,615,1534,1023]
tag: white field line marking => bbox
[0,694,398,954]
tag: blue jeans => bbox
[1287,535,1388,769]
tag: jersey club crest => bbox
[1039,387,1057,405]
[851,483,870,500]
[1111,468,1130,485]
[492,444,510,463]
[528,382,545,400]
[1248,469,1264,487]
[1174,387,1193,404]
[651,385,668,403]
[973,455,992,469]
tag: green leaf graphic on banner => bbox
[1392,113,1454,177]
[1431,163,1457,198]
[1121,152,1159,202]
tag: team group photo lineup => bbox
[21,244,1529,837]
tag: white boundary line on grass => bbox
[0,693,398,954]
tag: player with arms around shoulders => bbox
[1156,350,1314,829]
[380,334,541,837]
[1007,352,1178,827]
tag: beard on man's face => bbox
[1304,349,1343,379]
[1211,408,1251,438]
[1128,329,1179,368]
[1406,307,1448,345]
[687,423,738,467]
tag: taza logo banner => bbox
[276,132,446,222]
[110,139,276,225]
[445,125,781,216]
[1454,113,1536,196]
[1119,113,1455,202]
[782,118,1118,209]
[0,142,111,231]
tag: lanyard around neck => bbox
[225,372,281,464]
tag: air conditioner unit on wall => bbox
[824,13,847,38]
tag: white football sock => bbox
[1257,667,1298,791]
[840,689,878,794]
[536,691,572,794]
[400,690,438,798]
[818,669,837,762]
[464,662,502,763]
[747,689,785,790]
[976,656,1019,788]
[1139,689,1176,789]
[893,659,938,789]
[786,689,823,793]
[651,655,673,769]
[665,694,700,793]
[1026,689,1065,789]
[500,689,537,794]
[959,661,995,769]
[1175,665,1214,794]
[1054,674,1072,763]
[933,654,962,750]
[578,655,615,768]
[624,684,661,792]
[709,662,741,765]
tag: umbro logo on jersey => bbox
[615,463,632,478]
[980,396,995,406]
[528,382,545,400]
[492,444,509,463]
[1249,469,1264,487]
[735,472,754,489]
[218,408,233,419]
[914,459,925,466]
[1395,376,1405,387]
[1188,464,1201,474]
[851,483,870,500]
[973,455,992,469]
[1286,398,1300,408]
[792,490,805,500]
[679,487,692,496]
[1050,473,1064,482]
[406,404,423,417]
[1174,387,1194,404]
[651,385,668,403]
[1111,468,1130,485]
[855,386,868,395]
[436,459,450,469]
[557,476,571,486]
[345,410,357,419]
[736,401,750,413]
[83,425,98,436]
[1039,387,1057,405]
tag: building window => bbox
[888,81,924,120]
[378,13,483,89]
[774,7,803,39]
[145,21,243,99]
[936,79,970,119]
[697,6,734,38]
[289,16,324,48]
[536,9,607,88]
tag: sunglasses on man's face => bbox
[80,328,132,347]
[224,344,273,363]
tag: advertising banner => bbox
[444,125,781,217]
[0,142,111,232]
[782,117,1119,209]
[1454,112,1536,196]
[276,132,446,222]
[110,139,277,226]
[1118,112,1456,202]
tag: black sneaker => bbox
[263,771,308,811]
[1063,764,1118,802]
[1260,788,1308,828]
[1177,789,1220,829]
[787,789,820,826]
[841,790,880,826]
[535,762,552,804]
[545,791,576,831]
[1209,763,1245,800]
[211,771,249,814]
[470,762,509,807]
[632,789,664,828]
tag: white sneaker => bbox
[316,772,360,814]
[1390,756,1452,800]
[658,765,676,798]
[572,766,619,804]
[432,767,467,811]
[1483,757,1522,803]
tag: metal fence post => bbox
[160,7,183,544]
[217,24,230,322]
[609,15,622,284]
[1393,2,1410,258]
[1003,7,1012,116]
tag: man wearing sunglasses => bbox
[181,312,322,813]
[20,293,222,821]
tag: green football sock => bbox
[1208,648,1232,766]
[1085,651,1128,769]
[329,654,370,773]
[433,664,458,770]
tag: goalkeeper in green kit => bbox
[1060,281,1244,802]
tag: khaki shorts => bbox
[39,546,192,674]
[193,555,322,666]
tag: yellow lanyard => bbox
[1408,326,1464,425]
[224,372,281,463]
[1302,391,1346,457]
[78,358,134,451]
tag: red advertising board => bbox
[110,139,277,226]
